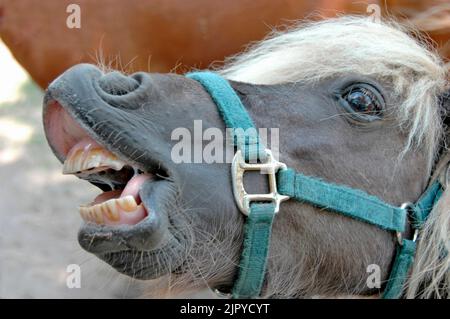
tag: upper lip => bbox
[42,64,169,179]
[44,94,170,191]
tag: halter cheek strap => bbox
[186,71,443,299]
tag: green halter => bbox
[186,71,443,299]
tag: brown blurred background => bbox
[0,0,449,298]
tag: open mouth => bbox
[45,100,169,228]
[64,137,151,226]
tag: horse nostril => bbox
[98,71,140,96]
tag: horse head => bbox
[42,17,449,298]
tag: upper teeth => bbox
[63,143,126,174]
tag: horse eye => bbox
[340,84,384,122]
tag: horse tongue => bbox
[120,173,153,203]
[101,173,153,226]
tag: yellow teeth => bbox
[79,195,139,224]
[118,196,138,212]
[63,146,126,174]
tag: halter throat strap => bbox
[186,71,443,299]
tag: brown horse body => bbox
[1,0,449,89]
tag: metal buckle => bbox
[231,149,290,216]
[396,202,419,246]
[445,164,450,188]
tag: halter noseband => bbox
[186,71,443,299]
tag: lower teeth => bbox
[79,195,139,224]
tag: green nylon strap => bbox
[411,181,442,228]
[187,71,273,299]
[277,168,407,232]
[277,168,443,298]
[382,239,417,299]
[232,203,276,298]
[381,181,442,299]
[186,72,266,162]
